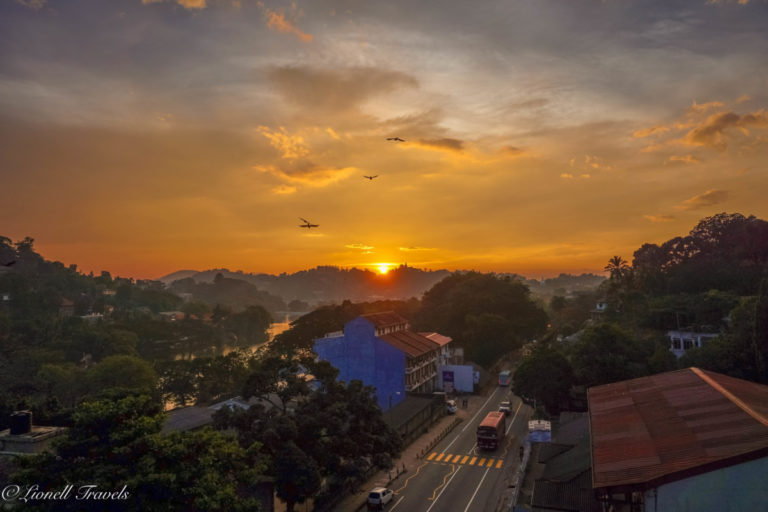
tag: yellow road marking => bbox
[496,459,503,468]
[461,455,469,464]
[452,455,461,463]
[469,457,477,465]
[486,459,495,467]
[429,464,456,501]
[427,452,436,461]
[435,453,445,462]
[393,461,428,494]
[478,458,486,466]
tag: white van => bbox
[367,487,394,509]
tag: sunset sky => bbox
[1,0,767,279]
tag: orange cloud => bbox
[142,0,206,8]
[677,189,729,210]
[257,2,313,42]
[633,124,671,138]
[643,214,675,223]
[686,100,725,115]
[257,126,309,160]
[665,154,701,165]
[683,109,768,150]
[255,163,357,188]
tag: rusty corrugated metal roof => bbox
[378,330,439,358]
[589,367,768,489]
[420,332,453,346]
[361,311,409,328]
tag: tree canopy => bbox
[415,272,548,367]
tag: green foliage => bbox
[12,394,266,511]
[216,358,401,508]
[568,323,651,387]
[415,272,547,367]
[87,355,157,394]
[631,213,768,295]
[513,346,574,414]
[270,298,420,354]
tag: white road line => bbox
[505,401,523,435]
[425,466,463,512]
[461,387,502,433]
[390,496,405,511]
[463,467,491,512]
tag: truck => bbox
[498,400,511,416]
[477,411,506,450]
[498,370,511,386]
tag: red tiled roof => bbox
[589,367,768,490]
[420,332,453,346]
[379,331,439,358]
[361,311,409,328]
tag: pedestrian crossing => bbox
[426,452,505,469]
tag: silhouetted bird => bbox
[363,175,379,180]
[299,217,319,229]
[386,137,405,142]
[1,260,15,267]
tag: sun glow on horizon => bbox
[376,263,393,275]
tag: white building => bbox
[667,330,719,358]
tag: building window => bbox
[672,338,681,349]
[683,338,694,350]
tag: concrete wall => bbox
[437,364,475,392]
[643,456,768,512]
[313,317,406,411]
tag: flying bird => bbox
[299,218,319,229]
[386,137,405,142]
[363,175,379,180]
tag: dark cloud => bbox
[266,65,418,112]
[416,137,464,151]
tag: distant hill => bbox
[159,266,605,306]
[159,265,451,305]
[159,269,200,283]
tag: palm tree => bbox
[604,256,630,281]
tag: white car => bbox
[368,487,394,509]
[445,399,458,414]
[498,400,511,416]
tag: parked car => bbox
[498,400,511,416]
[445,399,458,414]
[367,487,394,510]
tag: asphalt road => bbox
[386,386,531,512]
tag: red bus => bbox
[477,411,506,450]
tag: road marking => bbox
[452,454,461,463]
[461,387,502,433]
[393,461,428,494]
[427,452,436,461]
[496,459,504,468]
[486,458,495,468]
[462,467,491,512]
[469,457,477,465]
[505,401,523,435]
[390,496,405,511]
[435,453,445,462]
[429,464,457,501]
[478,458,486,466]
[426,466,462,512]
[461,455,469,464]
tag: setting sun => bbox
[377,264,393,275]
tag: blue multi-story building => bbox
[313,312,450,411]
